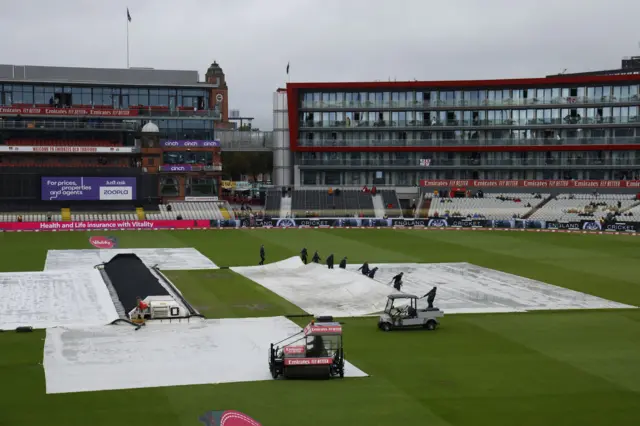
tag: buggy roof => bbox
[388,293,418,300]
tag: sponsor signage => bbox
[89,236,118,249]
[160,164,193,172]
[546,221,581,230]
[0,220,210,231]
[41,177,137,201]
[2,217,639,233]
[159,165,222,172]
[0,146,135,153]
[199,409,262,426]
[161,140,220,148]
[283,346,306,354]
[304,325,342,334]
[0,106,139,117]
[283,357,333,366]
[420,179,640,189]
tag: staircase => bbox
[419,198,432,218]
[280,196,292,218]
[372,194,385,218]
[522,195,554,219]
[219,206,232,219]
[136,207,145,220]
[61,208,71,221]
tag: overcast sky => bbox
[1,0,639,129]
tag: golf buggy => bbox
[378,294,444,331]
[268,316,345,379]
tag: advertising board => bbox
[41,177,137,201]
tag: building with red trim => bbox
[0,63,229,202]
[277,60,640,188]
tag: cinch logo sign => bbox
[99,186,133,200]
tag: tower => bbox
[205,61,229,125]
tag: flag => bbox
[286,62,290,75]
[127,8,132,22]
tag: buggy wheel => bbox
[380,322,392,332]
[425,320,437,331]
[270,365,278,379]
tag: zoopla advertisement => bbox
[41,177,137,201]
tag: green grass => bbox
[0,229,640,425]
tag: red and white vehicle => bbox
[268,316,345,379]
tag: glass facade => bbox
[296,84,640,186]
[163,151,215,165]
[154,119,215,140]
[0,83,210,110]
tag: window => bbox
[324,172,341,185]
[302,171,317,185]
[160,177,179,196]
[187,177,218,196]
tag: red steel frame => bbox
[286,74,640,153]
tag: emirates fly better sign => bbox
[41,177,137,201]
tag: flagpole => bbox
[126,17,130,68]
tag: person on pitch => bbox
[300,248,308,264]
[135,296,149,320]
[425,286,437,309]
[367,267,379,279]
[259,244,265,265]
[339,256,348,269]
[311,250,321,263]
[391,272,404,291]
[357,261,370,275]
[326,253,334,269]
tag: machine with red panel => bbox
[268,316,344,379]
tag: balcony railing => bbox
[215,130,274,150]
[135,108,221,119]
[0,120,137,131]
[300,95,640,109]
[298,137,640,148]
[299,116,640,130]
[298,158,640,167]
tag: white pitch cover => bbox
[0,269,118,330]
[43,316,368,394]
[232,257,635,316]
[43,248,219,271]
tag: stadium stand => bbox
[428,192,550,220]
[72,212,138,221]
[529,194,638,222]
[264,189,282,216]
[380,190,403,217]
[291,189,375,217]
[0,212,62,222]
[146,202,225,221]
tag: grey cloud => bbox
[1,0,639,129]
